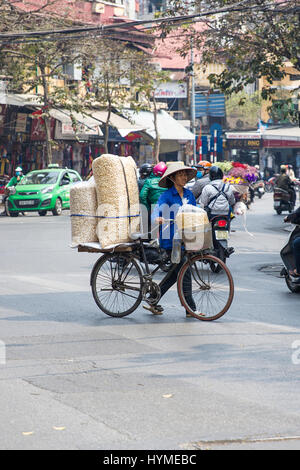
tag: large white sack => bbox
[70,177,98,247]
[92,154,140,248]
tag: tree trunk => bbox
[152,96,160,164]
[104,102,112,154]
[40,64,53,166]
[44,117,52,166]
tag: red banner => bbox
[125,132,142,142]
[30,117,55,141]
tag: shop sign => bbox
[226,133,261,139]
[263,139,300,148]
[55,120,100,140]
[61,122,99,136]
[154,82,187,99]
[227,139,261,149]
[15,113,28,133]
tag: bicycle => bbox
[89,224,234,321]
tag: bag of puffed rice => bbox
[70,177,99,247]
[175,200,213,251]
[92,154,140,248]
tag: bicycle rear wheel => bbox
[177,254,234,321]
[91,253,143,317]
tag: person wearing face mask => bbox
[6,167,24,187]
[191,161,212,202]
[0,167,24,216]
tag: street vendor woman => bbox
[144,162,205,317]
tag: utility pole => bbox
[190,38,196,164]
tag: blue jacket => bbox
[152,185,197,250]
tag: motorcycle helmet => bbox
[209,165,224,181]
[15,167,23,173]
[196,160,212,170]
[140,163,153,178]
[153,161,167,177]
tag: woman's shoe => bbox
[143,304,164,315]
[186,310,206,318]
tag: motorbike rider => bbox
[139,161,167,238]
[286,164,295,181]
[7,166,24,187]
[275,165,296,206]
[191,160,212,202]
[284,206,300,279]
[138,163,153,192]
[145,162,204,317]
[199,166,236,220]
[0,166,24,216]
[139,162,167,212]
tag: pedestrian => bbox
[199,166,236,219]
[144,162,205,318]
[284,206,300,279]
[190,160,212,202]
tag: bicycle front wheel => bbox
[177,254,234,321]
[91,253,143,317]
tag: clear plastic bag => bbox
[175,199,213,251]
[175,198,209,230]
[171,230,182,263]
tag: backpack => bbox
[205,183,231,218]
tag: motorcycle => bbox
[1,186,17,216]
[210,215,234,272]
[143,238,172,272]
[0,175,10,215]
[254,180,265,199]
[273,186,295,215]
[280,224,300,293]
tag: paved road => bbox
[0,193,300,450]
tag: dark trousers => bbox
[158,255,196,312]
[293,237,300,274]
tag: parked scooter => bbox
[280,224,300,293]
[209,215,234,272]
[254,180,265,199]
[273,186,295,215]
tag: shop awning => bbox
[263,127,300,141]
[195,93,226,118]
[226,127,300,142]
[49,108,103,138]
[0,92,42,107]
[91,110,144,138]
[124,109,195,141]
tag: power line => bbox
[0,0,297,42]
